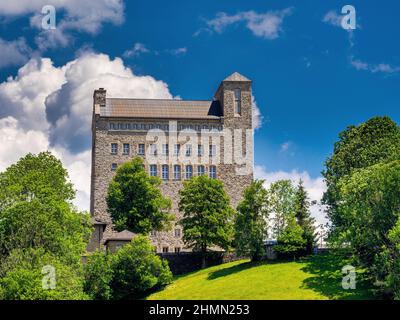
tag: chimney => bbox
[93,88,106,115]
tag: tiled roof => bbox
[104,230,135,243]
[223,72,251,82]
[100,98,222,119]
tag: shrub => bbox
[83,251,113,300]
[274,218,307,260]
[0,248,88,300]
[110,236,172,299]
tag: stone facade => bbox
[88,72,254,253]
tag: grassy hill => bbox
[148,253,375,300]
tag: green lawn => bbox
[148,253,375,300]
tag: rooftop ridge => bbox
[107,97,213,102]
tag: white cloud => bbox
[45,52,173,152]
[0,1,125,50]
[350,56,400,74]
[203,8,293,40]
[0,52,175,212]
[322,10,343,28]
[0,116,91,210]
[251,95,263,130]
[166,47,187,56]
[0,116,49,170]
[123,42,150,58]
[0,37,32,69]
[0,57,66,130]
[254,165,328,226]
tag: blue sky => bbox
[0,1,399,222]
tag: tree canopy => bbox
[235,180,269,261]
[323,116,400,230]
[0,152,92,266]
[106,157,173,234]
[179,175,235,257]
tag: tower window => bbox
[174,165,181,180]
[197,165,205,176]
[198,145,204,156]
[111,143,118,154]
[185,144,192,157]
[162,144,169,156]
[123,143,130,155]
[138,144,145,155]
[209,165,217,179]
[150,165,157,177]
[234,88,241,115]
[174,144,181,156]
[185,165,193,180]
[111,163,118,171]
[209,145,216,157]
[162,165,169,180]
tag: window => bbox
[162,144,169,156]
[162,247,169,253]
[234,88,241,115]
[149,144,157,155]
[174,165,181,180]
[174,229,181,238]
[123,143,130,155]
[209,145,216,157]
[151,230,157,237]
[197,165,205,176]
[111,143,118,154]
[185,165,193,180]
[174,144,180,156]
[150,165,157,177]
[185,144,192,157]
[138,144,145,155]
[162,165,169,180]
[111,163,118,171]
[209,165,217,179]
[198,145,204,156]
[174,247,181,253]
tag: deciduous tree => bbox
[106,157,173,234]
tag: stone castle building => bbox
[88,72,254,252]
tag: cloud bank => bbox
[201,8,293,39]
[0,52,174,211]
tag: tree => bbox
[110,236,172,299]
[268,180,296,238]
[294,180,316,253]
[337,160,400,279]
[83,251,113,300]
[274,218,306,260]
[0,152,92,266]
[235,180,269,261]
[374,218,400,299]
[179,175,235,268]
[106,157,173,234]
[0,248,88,300]
[322,116,400,236]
